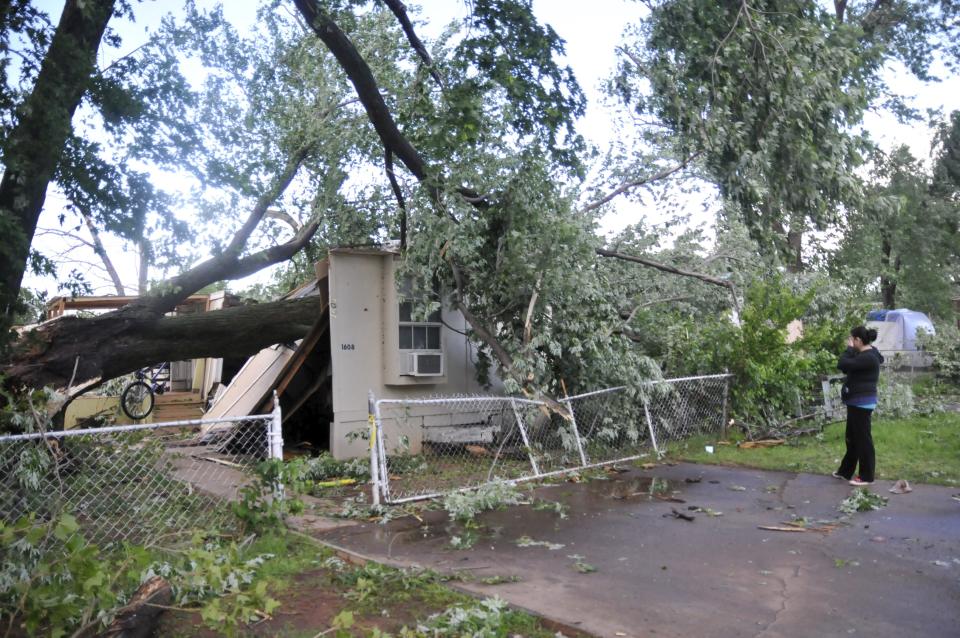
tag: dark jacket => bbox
[838,347,884,401]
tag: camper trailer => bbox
[865,308,935,368]
[205,246,502,459]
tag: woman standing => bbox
[834,326,884,486]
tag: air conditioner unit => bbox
[404,352,444,377]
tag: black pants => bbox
[837,406,875,482]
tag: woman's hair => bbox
[851,325,878,344]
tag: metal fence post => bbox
[563,398,589,467]
[368,390,381,507]
[643,398,662,458]
[269,391,285,501]
[721,372,730,439]
[510,398,541,476]
[269,391,284,461]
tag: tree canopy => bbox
[0,0,957,421]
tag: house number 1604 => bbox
[340,344,355,350]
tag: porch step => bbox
[152,392,205,422]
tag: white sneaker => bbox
[849,477,873,486]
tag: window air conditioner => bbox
[405,352,444,377]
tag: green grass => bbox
[668,412,960,486]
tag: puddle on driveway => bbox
[364,475,684,552]
[584,476,677,500]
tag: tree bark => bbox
[0,0,116,330]
[2,297,322,391]
[879,234,899,308]
[82,211,126,295]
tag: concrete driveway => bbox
[311,463,960,638]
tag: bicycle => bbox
[120,363,170,420]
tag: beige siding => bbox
[328,250,502,459]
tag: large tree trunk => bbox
[2,297,322,391]
[0,0,116,331]
[879,234,899,308]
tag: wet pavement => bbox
[311,463,960,638]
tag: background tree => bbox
[607,0,960,269]
[831,113,960,312]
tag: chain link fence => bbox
[371,375,731,504]
[0,405,282,547]
[640,374,732,450]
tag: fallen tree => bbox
[5,296,321,392]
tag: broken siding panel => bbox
[202,344,296,424]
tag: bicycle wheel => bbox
[121,381,155,420]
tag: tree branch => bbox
[295,0,429,180]
[579,155,698,213]
[384,148,408,249]
[123,147,313,316]
[379,0,444,88]
[225,144,312,255]
[596,248,741,315]
[81,211,125,295]
[294,0,486,214]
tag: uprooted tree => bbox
[2,0,957,411]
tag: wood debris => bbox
[652,494,686,503]
[738,439,786,449]
[758,521,840,534]
[665,508,695,522]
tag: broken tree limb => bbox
[579,154,700,213]
[666,508,695,521]
[381,0,444,88]
[122,146,315,316]
[3,297,323,391]
[75,576,171,638]
[596,248,741,316]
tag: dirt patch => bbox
[152,558,591,638]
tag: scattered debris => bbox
[665,508,695,522]
[870,536,887,543]
[839,488,888,515]
[449,532,479,550]
[684,477,702,483]
[888,479,913,494]
[688,506,723,517]
[640,463,657,470]
[200,456,245,469]
[465,444,491,457]
[708,479,721,484]
[728,485,747,491]
[737,439,786,449]
[652,494,686,503]
[515,535,565,551]
[758,525,808,533]
[479,575,522,585]
[313,478,357,489]
[567,554,597,573]
[932,560,951,568]
[531,499,569,519]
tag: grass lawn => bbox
[667,411,960,487]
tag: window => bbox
[399,301,442,351]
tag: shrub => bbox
[918,322,960,384]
